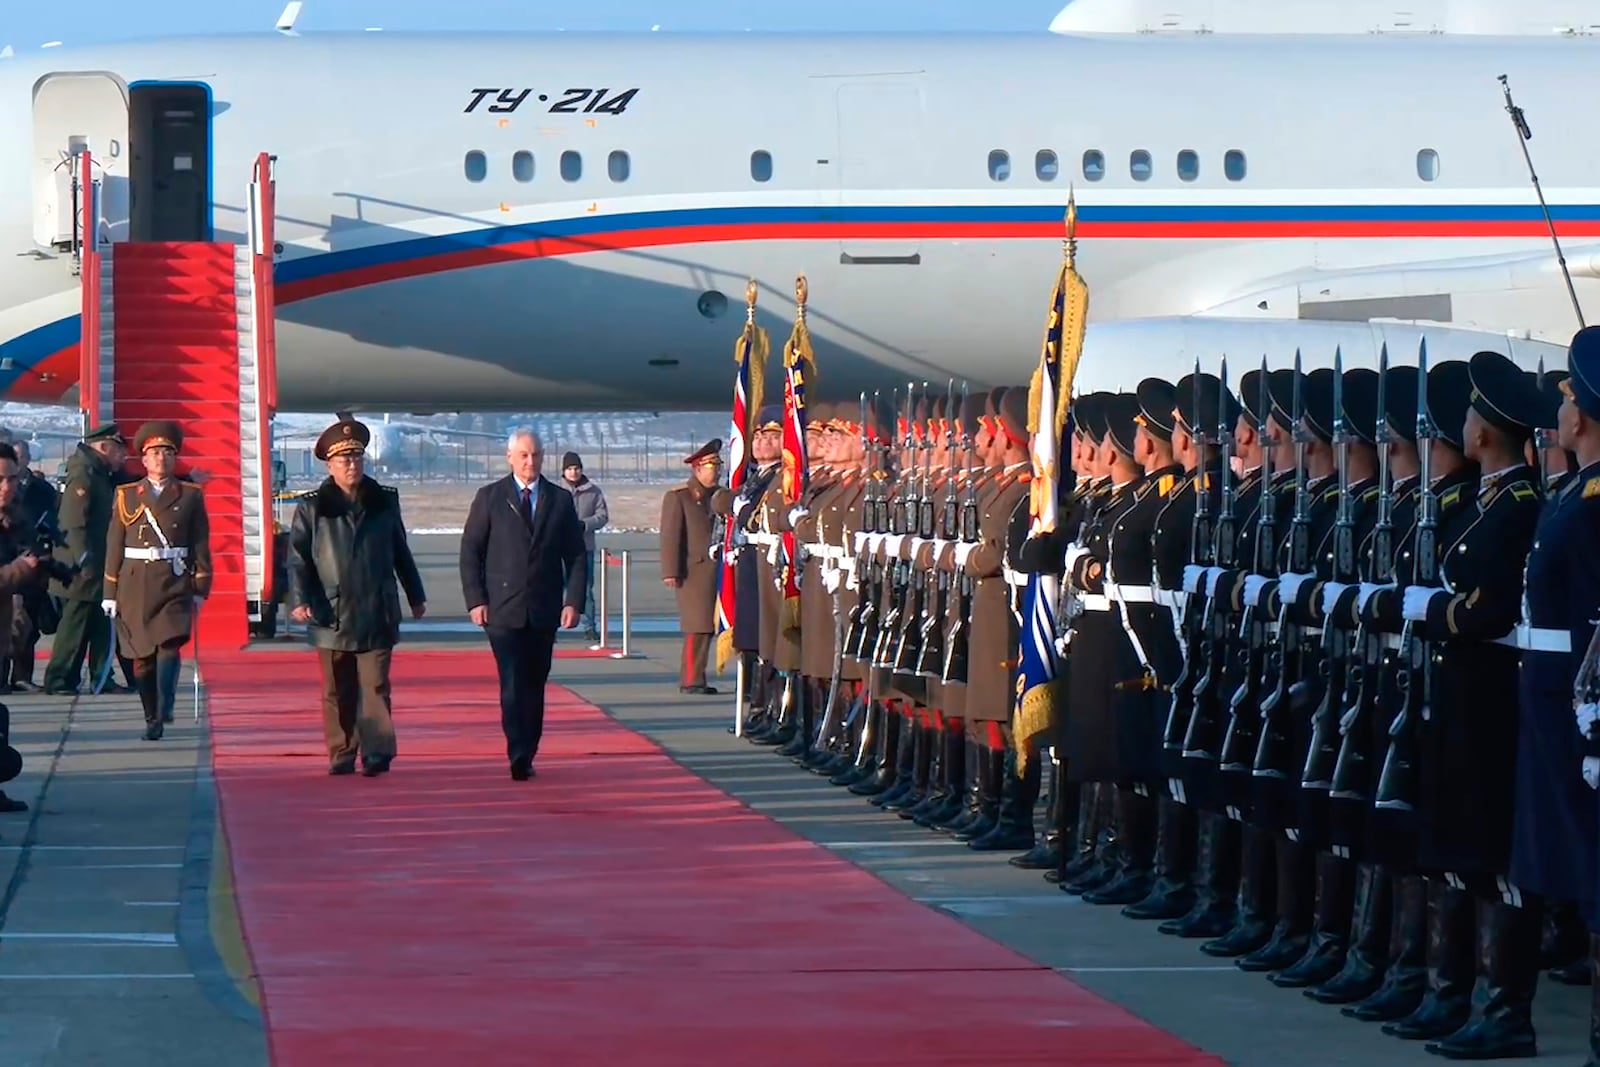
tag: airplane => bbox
[1047,0,1600,35]
[0,26,1596,416]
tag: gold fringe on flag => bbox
[715,628,736,676]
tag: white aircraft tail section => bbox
[1048,0,1600,35]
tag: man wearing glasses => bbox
[288,418,426,776]
[101,422,212,741]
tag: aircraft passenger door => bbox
[835,79,926,265]
[128,84,213,242]
[30,72,130,250]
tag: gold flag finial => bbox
[795,273,809,314]
[746,279,758,312]
[1064,186,1078,267]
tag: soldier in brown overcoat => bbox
[659,439,731,694]
[102,422,212,741]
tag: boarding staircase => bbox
[76,152,279,650]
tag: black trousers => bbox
[487,624,556,768]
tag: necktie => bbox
[521,485,533,526]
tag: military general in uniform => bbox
[291,418,427,777]
[101,422,211,740]
[660,439,731,695]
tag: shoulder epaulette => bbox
[1440,485,1464,510]
[1582,475,1600,499]
[1157,474,1176,497]
[297,489,319,501]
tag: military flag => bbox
[779,275,815,636]
[1014,194,1089,774]
[713,281,769,674]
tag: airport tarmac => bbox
[0,531,1590,1065]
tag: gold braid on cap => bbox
[325,437,366,459]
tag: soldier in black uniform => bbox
[1066,378,1184,903]
[1515,328,1600,1067]
[1378,350,1544,1059]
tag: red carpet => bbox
[203,649,1223,1066]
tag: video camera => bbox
[29,511,84,586]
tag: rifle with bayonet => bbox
[844,390,879,660]
[1255,349,1311,780]
[1331,345,1392,800]
[1375,338,1436,811]
[1220,357,1275,772]
[943,384,977,684]
[891,385,934,674]
[1304,349,1358,790]
[873,386,916,669]
[1185,357,1236,760]
[1165,359,1216,751]
[916,381,958,678]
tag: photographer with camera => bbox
[0,443,54,817]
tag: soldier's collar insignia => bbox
[1583,475,1600,500]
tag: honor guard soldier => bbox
[725,407,783,730]
[102,422,211,740]
[1516,327,1600,1067]
[659,439,731,695]
[43,423,125,695]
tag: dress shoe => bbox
[142,723,164,741]
[44,686,78,696]
[0,792,27,813]
[679,685,719,695]
[362,759,391,778]
[10,681,40,694]
[328,762,356,776]
[510,763,531,781]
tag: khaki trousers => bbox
[318,648,395,768]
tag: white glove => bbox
[765,540,781,567]
[853,531,869,554]
[101,599,117,618]
[1278,572,1310,607]
[1064,545,1089,580]
[786,505,808,527]
[843,560,859,591]
[883,534,905,558]
[1357,582,1391,614]
[954,542,979,569]
[1576,701,1600,738]
[1243,575,1270,608]
[1205,567,1226,597]
[1321,582,1349,618]
[1584,757,1600,791]
[821,567,842,594]
[1183,565,1206,593]
[1402,586,1441,623]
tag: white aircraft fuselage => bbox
[0,31,1594,412]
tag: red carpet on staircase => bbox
[203,649,1224,1066]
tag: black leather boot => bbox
[969,746,1037,852]
[952,743,1000,842]
[1030,757,1075,876]
[1347,873,1428,1022]
[1202,821,1274,956]
[1308,863,1392,1003]
[1010,753,1062,868]
[917,725,968,827]
[1123,795,1198,920]
[780,682,819,760]
[1162,811,1240,937]
[850,705,902,796]
[872,714,921,808]
[1062,784,1124,895]
[1237,835,1313,972]
[935,738,982,832]
[1423,893,1539,1059]
[881,719,932,812]
[752,674,795,746]
[1270,850,1355,988]
[1056,782,1101,885]
[1082,788,1156,905]
[1383,879,1475,1040]
[829,707,875,786]
[903,717,951,822]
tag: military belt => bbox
[1380,633,1404,651]
[1103,582,1154,603]
[1079,594,1111,612]
[1003,568,1028,589]
[1493,624,1571,654]
[124,547,188,561]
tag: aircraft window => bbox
[1417,148,1439,182]
[464,150,487,183]
[988,150,1011,182]
[1224,149,1247,181]
[750,150,773,182]
[1177,150,1199,182]
[1035,150,1059,181]
[1130,150,1152,182]
[1082,150,1105,182]
[560,150,582,182]
[608,150,630,182]
[512,151,534,183]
